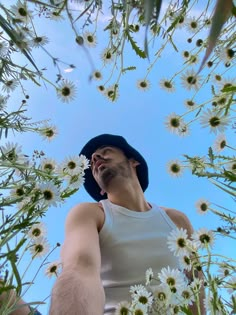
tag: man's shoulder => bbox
[160,206,193,236]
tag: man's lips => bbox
[94,160,106,171]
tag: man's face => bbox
[90,146,133,191]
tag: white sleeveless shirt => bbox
[99,199,179,315]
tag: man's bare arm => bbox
[164,208,206,315]
[49,203,105,315]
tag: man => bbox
[49,134,205,315]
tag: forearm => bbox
[49,270,105,315]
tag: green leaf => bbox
[198,0,233,72]
[126,32,146,59]
[122,66,136,73]
[221,85,236,93]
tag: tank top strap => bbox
[99,199,114,245]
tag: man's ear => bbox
[129,159,140,167]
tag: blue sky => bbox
[2,0,235,313]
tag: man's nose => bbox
[91,151,103,164]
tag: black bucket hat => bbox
[79,134,149,201]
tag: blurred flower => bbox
[178,255,192,271]
[158,266,187,291]
[2,80,18,93]
[186,17,201,33]
[165,113,183,134]
[10,186,25,198]
[152,283,171,309]
[57,80,77,103]
[137,79,151,92]
[30,35,49,48]
[181,69,202,91]
[218,47,235,63]
[40,158,57,173]
[101,48,114,64]
[200,109,230,134]
[213,134,227,152]
[11,0,32,23]
[184,99,197,109]
[45,261,62,278]
[226,276,236,294]
[226,160,236,173]
[167,160,184,177]
[167,228,189,257]
[29,237,50,258]
[131,303,148,315]
[60,155,83,176]
[115,301,130,315]
[131,285,153,308]
[38,182,61,207]
[39,124,58,141]
[145,268,153,286]
[195,198,210,215]
[1,142,27,164]
[84,31,97,47]
[78,154,90,171]
[179,286,194,306]
[64,173,85,190]
[192,228,215,249]
[159,79,175,93]
[28,222,46,239]
[104,85,119,102]
[177,123,190,137]
[0,40,9,57]
[92,70,103,81]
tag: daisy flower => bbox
[217,264,232,279]
[191,228,215,249]
[30,35,49,48]
[115,301,130,315]
[226,160,236,173]
[213,134,227,152]
[182,50,190,59]
[167,228,189,257]
[57,80,77,103]
[178,255,192,271]
[177,123,190,137]
[2,79,18,93]
[159,79,175,93]
[38,182,61,207]
[136,79,150,92]
[218,47,235,63]
[181,69,202,91]
[186,17,201,33]
[97,85,105,94]
[219,77,236,90]
[29,237,50,259]
[179,286,194,306]
[40,158,57,173]
[184,99,197,109]
[167,160,184,177]
[195,198,210,215]
[145,268,154,285]
[199,109,230,134]
[28,222,46,239]
[78,154,90,171]
[64,173,85,190]
[50,11,64,21]
[1,142,27,164]
[39,124,58,141]
[101,48,114,65]
[0,94,8,109]
[92,70,103,81]
[158,266,187,292]
[188,54,199,65]
[83,31,97,47]
[0,40,9,57]
[45,261,62,278]
[59,155,83,176]
[152,283,171,308]
[131,286,153,308]
[104,85,119,102]
[10,186,25,198]
[11,0,32,23]
[131,303,148,315]
[165,113,183,134]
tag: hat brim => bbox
[79,134,149,201]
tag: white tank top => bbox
[99,199,179,315]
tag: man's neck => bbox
[106,182,150,212]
